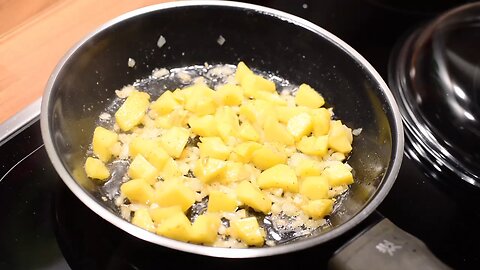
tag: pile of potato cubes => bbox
[84,61,355,247]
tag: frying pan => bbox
[40,0,433,265]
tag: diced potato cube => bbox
[128,154,159,185]
[322,163,354,186]
[294,83,325,108]
[207,190,238,213]
[263,116,295,146]
[232,142,262,163]
[131,208,155,232]
[141,114,155,129]
[191,213,221,244]
[238,101,257,124]
[188,115,218,137]
[145,146,170,170]
[150,90,180,115]
[84,157,110,180]
[171,88,186,104]
[242,73,276,98]
[275,106,310,124]
[154,115,173,129]
[215,106,240,140]
[294,157,322,178]
[251,91,286,105]
[251,145,287,170]
[221,161,252,183]
[183,84,217,116]
[154,108,189,129]
[155,211,192,242]
[149,205,183,225]
[215,84,244,106]
[159,157,183,181]
[296,135,328,156]
[154,179,196,212]
[311,108,331,136]
[257,164,299,193]
[229,217,265,247]
[328,120,353,154]
[236,181,271,214]
[173,109,191,127]
[92,126,118,162]
[301,199,334,219]
[120,179,155,205]
[235,61,254,85]
[159,127,190,158]
[179,83,198,97]
[239,100,275,128]
[184,82,214,95]
[252,100,277,127]
[198,137,231,160]
[193,157,227,183]
[300,175,329,200]
[287,112,313,141]
[129,137,157,157]
[115,90,151,131]
[192,95,217,116]
[238,121,260,142]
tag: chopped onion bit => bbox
[217,35,226,45]
[157,35,166,48]
[127,58,136,68]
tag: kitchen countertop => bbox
[0,0,174,124]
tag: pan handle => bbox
[327,218,452,270]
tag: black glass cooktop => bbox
[1,1,480,269]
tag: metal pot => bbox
[41,0,404,259]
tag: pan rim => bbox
[40,0,405,258]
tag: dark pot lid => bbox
[389,2,480,187]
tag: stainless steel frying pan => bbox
[40,0,406,260]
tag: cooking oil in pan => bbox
[92,63,351,247]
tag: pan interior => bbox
[43,3,399,255]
